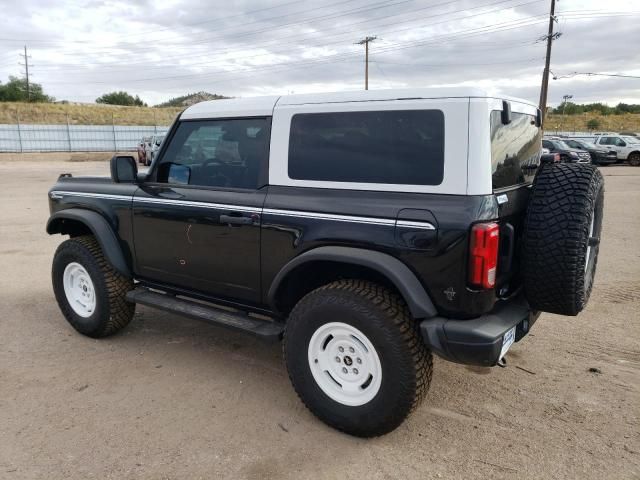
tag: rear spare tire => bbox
[522,163,604,315]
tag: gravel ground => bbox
[0,160,638,480]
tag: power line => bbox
[553,72,640,80]
[10,0,532,61]
[32,0,547,77]
[43,15,549,87]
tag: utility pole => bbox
[356,36,377,90]
[561,94,572,131]
[538,0,558,125]
[18,45,32,102]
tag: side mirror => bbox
[110,155,138,183]
[167,164,191,184]
[501,100,512,125]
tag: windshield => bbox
[622,136,640,144]
[554,140,571,149]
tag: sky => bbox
[0,0,638,106]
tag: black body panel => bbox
[48,177,138,271]
[132,184,266,303]
[48,175,531,320]
[262,185,503,318]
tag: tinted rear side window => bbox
[288,110,445,185]
[490,110,541,190]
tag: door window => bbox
[288,110,445,185]
[490,111,541,189]
[155,118,270,189]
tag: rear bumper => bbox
[419,294,540,367]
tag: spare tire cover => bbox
[522,163,604,316]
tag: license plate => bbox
[499,327,516,360]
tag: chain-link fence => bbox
[0,106,178,153]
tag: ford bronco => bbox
[47,88,604,437]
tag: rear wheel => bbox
[52,235,135,338]
[284,280,432,437]
[522,163,604,315]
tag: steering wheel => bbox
[202,158,231,187]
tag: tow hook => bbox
[497,356,507,368]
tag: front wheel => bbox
[52,235,135,338]
[628,152,640,166]
[284,280,433,437]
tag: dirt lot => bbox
[0,160,638,480]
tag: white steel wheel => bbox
[307,321,382,407]
[62,262,96,318]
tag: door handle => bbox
[220,214,253,226]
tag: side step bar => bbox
[126,288,284,342]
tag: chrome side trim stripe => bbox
[50,191,435,230]
[50,191,132,201]
[396,220,436,230]
[263,208,395,226]
[134,196,261,213]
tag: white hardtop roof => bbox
[180,87,537,119]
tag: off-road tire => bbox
[628,152,640,166]
[522,163,604,315]
[52,235,135,338]
[284,279,433,437]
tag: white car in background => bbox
[593,134,640,166]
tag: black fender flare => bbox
[268,246,437,319]
[46,209,131,278]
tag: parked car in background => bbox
[593,134,640,166]
[542,139,591,163]
[144,135,165,166]
[562,139,617,165]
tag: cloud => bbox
[0,0,637,106]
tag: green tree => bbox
[587,118,601,130]
[96,91,147,106]
[0,76,54,102]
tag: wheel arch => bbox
[47,209,132,278]
[267,246,437,319]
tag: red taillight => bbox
[469,222,500,289]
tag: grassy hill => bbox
[0,102,183,126]
[1,101,639,132]
[545,113,640,133]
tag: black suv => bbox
[542,138,592,163]
[562,138,617,165]
[47,89,604,437]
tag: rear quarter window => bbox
[288,110,445,185]
[490,110,541,190]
